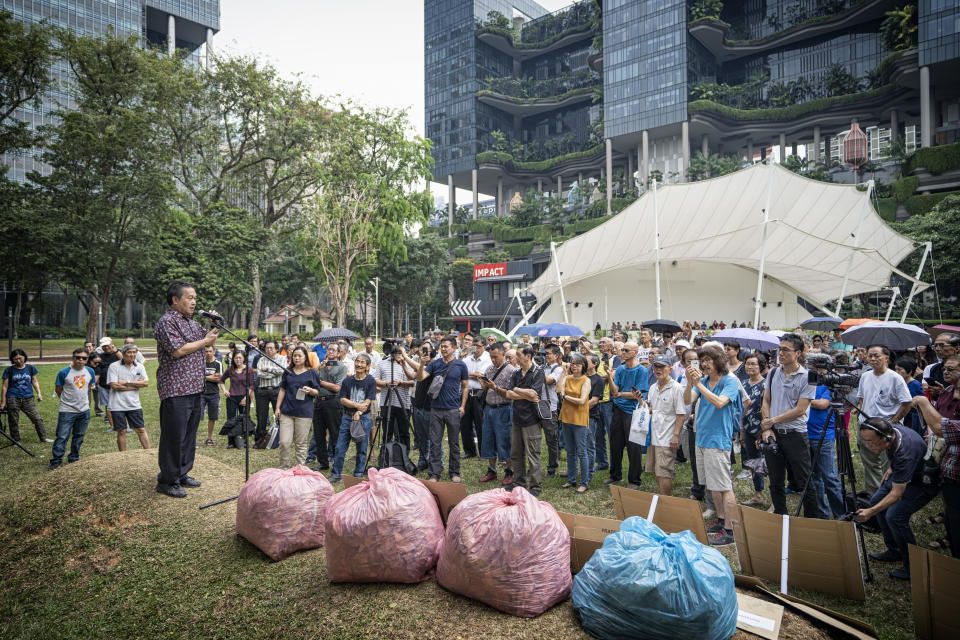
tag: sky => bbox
[218,0,572,201]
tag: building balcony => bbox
[688,0,899,63]
[476,86,595,117]
[476,143,617,182]
[476,24,593,62]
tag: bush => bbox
[890,176,919,203]
[688,85,895,121]
[903,191,960,217]
[453,247,469,258]
[904,142,960,176]
[564,214,614,235]
[477,144,604,173]
[442,236,466,249]
[875,197,897,222]
[505,241,535,257]
[492,224,552,243]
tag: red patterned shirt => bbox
[154,308,206,400]
[941,418,960,482]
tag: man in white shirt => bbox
[374,347,415,448]
[462,337,492,458]
[360,336,382,369]
[856,344,914,494]
[646,355,686,495]
[123,336,146,364]
[107,344,150,452]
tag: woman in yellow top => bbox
[559,353,593,493]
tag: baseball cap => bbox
[99,337,113,347]
[674,340,691,349]
[653,355,672,367]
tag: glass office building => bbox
[1,0,220,182]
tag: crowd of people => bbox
[4,281,957,583]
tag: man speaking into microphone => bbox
[154,281,220,498]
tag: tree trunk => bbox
[249,262,262,335]
[86,284,101,343]
[58,284,69,339]
[141,300,147,339]
[13,286,23,339]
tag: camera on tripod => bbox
[381,339,402,358]
[806,353,861,389]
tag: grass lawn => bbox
[0,360,947,639]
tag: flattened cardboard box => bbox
[557,511,622,573]
[731,505,865,601]
[609,485,709,545]
[910,544,960,640]
[340,475,467,526]
[735,575,877,639]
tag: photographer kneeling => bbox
[854,414,936,580]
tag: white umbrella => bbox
[767,330,786,338]
[840,321,931,349]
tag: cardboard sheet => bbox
[339,476,467,526]
[608,485,709,545]
[736,592,783,640]
[557,511,622,573]
[910,544,960,640]
[731,506,865,601]
[734,575,877,639]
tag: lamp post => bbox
[369,277,379,343]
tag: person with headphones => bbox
[855,344,914,495]
[854,415,936,580]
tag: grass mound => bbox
[0,449,863,639]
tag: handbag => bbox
[629,401,650,446]
[349,417,366,443]
[427,364,447,399]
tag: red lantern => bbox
[843,121,868,169]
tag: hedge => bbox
[504,241,535,257]
[477,144,604,172]
[475,21,592,51]
[891,176,919,203]
[904,142,960,176]
[492,224,553,243]
[875,197,897,222]
[453,247,469,258]
[442,236,466,249]
[688,85,896,122]
[564,214,614,235]
[903,190,960,217]
[723,0,876,46]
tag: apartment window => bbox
[491,283,502,300]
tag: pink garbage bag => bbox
[437,486,572,617]
[236,465,335,561]
[324,467,444,583]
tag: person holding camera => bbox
[309,343,348,470]
[541,345,564,477]
[915,394,960,558]
[606,341,649,489]
[759,334,819,518]
[854,413,936,580]
[477,343,516,483]
[856,344,914,495]
[806,358,846,519]
[375,341,415,449]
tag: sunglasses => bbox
[74,355,88,360]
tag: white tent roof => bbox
[528,162,927,310]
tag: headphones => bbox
[860,417,895,442]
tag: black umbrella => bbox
[313,328,360,343]
[642,319,682,334]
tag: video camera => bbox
[382,339,402,358]
[806,353,861,389]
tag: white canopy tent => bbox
[527,163,928,329]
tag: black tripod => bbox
[0,409,36,457]
[793,394,873,582]
[199,321,293,510]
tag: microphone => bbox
[198,310,224,323]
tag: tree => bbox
[375,235,451,332]
[0,10,54,157]
[300,103,433,326]
[450,259,476,300]
[893,194,960,299]
[821,63,861,98]
[32,32,174,341]
[881,4,918,52]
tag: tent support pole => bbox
[884,287,900,322]
[653,179,662,319]
[900,241,931,322]
[507,290,537,338]
[604,287,608,328]
[551,241,570,324]
[753,160,774,328]
[834,179,874,317]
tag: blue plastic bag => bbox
[572,516,737,640]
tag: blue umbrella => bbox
[512,322,545,336]
[712,328,781,351]
[840,321,931,349]
[533,322,586,338]
[801,316,843,331]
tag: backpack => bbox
[377,439,417,475]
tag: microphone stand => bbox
[199,316,294,510]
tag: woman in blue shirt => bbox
[895,356,926,436]
[276,346,321,468]
[1,349,49,442]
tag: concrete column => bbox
[471,168,478,219]
[205,27,213,69]
[124,295,133,329]
[447,175,454,235]
[557,175,562,198]
[627,153,634,193]
[701,133,709,157]
[890,109,899,142]
[920,66,931,147]
[605,138,613,214]
[641,130,649,188]
[681,121,690,182]
[779,132,786,161]
[760,146,766,161]
[167,14,176,56]
[747,141,754,164]
[812,126,821,163]
[791,142,798,156]
[497,176,503,217]
[537,177,543,195]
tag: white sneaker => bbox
[736,469,752,480]
[43,438,53,443]
[702,508,716,520]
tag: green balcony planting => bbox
[505,241,536,258]
[477,2,597,49]
[477,144,604,172]
[688,85,896,121]
[479,70,599,101]
[904,142,960,176]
